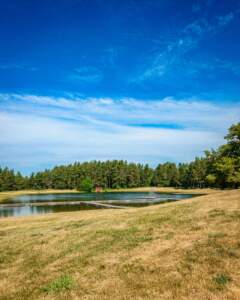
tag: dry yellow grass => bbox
[0,189,240,300]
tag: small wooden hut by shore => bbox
[95,186,103,193]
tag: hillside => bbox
[0,189,240,300]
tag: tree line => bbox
[0,123,239,192]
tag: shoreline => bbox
[0,187,216,204]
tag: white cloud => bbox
[217,13,234,27]
[0,93,239,173]
[131,11,237,83]
[0,64,37,71]
[68,66,103,83]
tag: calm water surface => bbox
[0,192,195,218]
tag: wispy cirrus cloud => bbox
[131,10,238,83]
[2,93,239,130]
[217,12,234,26]
[68,66,103,83]
[0,63,37,71]
[0,93,239,173]
[184,12,235,36]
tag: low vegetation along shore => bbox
[0,189,239,299]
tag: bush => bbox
[78,177,93,192]
[206,174,216,185]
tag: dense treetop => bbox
[0,123,239,191]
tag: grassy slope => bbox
[0,189,239,300]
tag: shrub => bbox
[78,177,93,192]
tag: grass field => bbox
[0,189,239,299]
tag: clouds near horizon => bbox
[0,94,239,173]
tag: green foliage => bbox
[0,123,239,191]
[78,177,93,192]
[41,274,74,294]
[206,122,240,188]
[206,174,216,185]
[213,274,232,289]
[153,162,179,187]
[0,167,27,191]
[224,122,240,157]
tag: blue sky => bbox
[0,0,240,174]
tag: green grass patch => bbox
[41,274,74,294]
[164,232,175,240]
[213,274,232,289]
[208,209,226,218]
[208,232,226,239]
[94,226,153,251]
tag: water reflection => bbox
[0,203,99,218]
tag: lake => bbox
[0,192,195,218]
